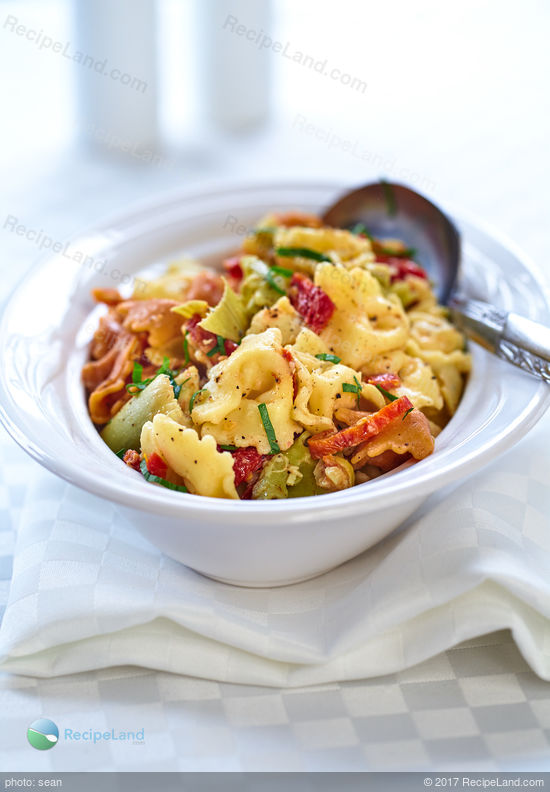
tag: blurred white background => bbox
[1,0,549,300]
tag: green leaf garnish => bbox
[115,448,127,459]
[189,388,208,412]
[349,222,373,240]
[126,356,183,400]
[402,406,414,421]
[270,265,294,277]
[379,244,417,260]
[374,384,398,402]
[275,246,332,263]
[265,269,286,296]
[126,361,152,393]
[380,179,397,216]
[342,376,362,405]
[140,459,188,493]
[206,335,227,357]
[315,353,341,364]
[183,330,190,365]
[219,444,238,452]
[258,403,281,454]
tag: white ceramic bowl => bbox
[0,182,549,586]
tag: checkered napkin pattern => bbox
[0,411,549,686]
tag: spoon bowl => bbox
[322,181,461,303]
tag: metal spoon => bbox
[322,181,550,383]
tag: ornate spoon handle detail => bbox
[450,297,550,384]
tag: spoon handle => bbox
[449,297,550,384]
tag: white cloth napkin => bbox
[1,410,549,687]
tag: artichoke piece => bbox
[286,431,324,498]
[240,256,285,317]
[171,300,209,319]
[199,280,248,342]
[252,454,290,500]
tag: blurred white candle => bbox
[73,0,159,153]
[197,0,272,132]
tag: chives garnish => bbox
[270,265,294,277]
[206,335,226,357]
[219,444,238,452]
[257,403,280,454]
[115,449,127,459]
[126,356,183,400]
[183,330,190,365]
[342,376,362,405]
[380,179,397,216]
[140,459,188,493]
[315,353,341,364]
[402,406,414,421]
[189,388,207,413]
[265,269,286,296]
[380,245,417,259]
[374,384,398,402]
[349,222,373,240]
[275,246,332,263]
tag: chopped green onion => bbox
[258,403,281,454]
[173,376,190,401]
[115,448,127,459]
[265,269,286,296]
[140,459,188,493]
[379,244,417,260]
[132,362,144,383]
[380,179,397,216]
[219,444,238,452]
[270,265,294,277]
[126,356,183,400]
[349,222,373,240]
[189,388,208,413]
[342,376,362,406]
[275,246,332,263]
[402,406,414,421]
[315,353,341,364]
[374,384,398,402]
[206,335,226,357]
[183,330,190,365]
[126,361,152,393]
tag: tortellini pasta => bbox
[142,414,238,499]
[86,209,471,499]
[191,329,301,454]
[314,264,410,369]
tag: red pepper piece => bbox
[288,272,335,334]
[376,255,428,282]
[230,447,266,487]
[308,395,414,459]
[187,313,237,361]
[147,453,168,479]
[223,256,243,283]
[366,372,401,390]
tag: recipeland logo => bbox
[27,718,145,749]
[27,719,59,750]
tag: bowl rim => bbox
[0,179,549,524]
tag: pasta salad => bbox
[83,211,471,499]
